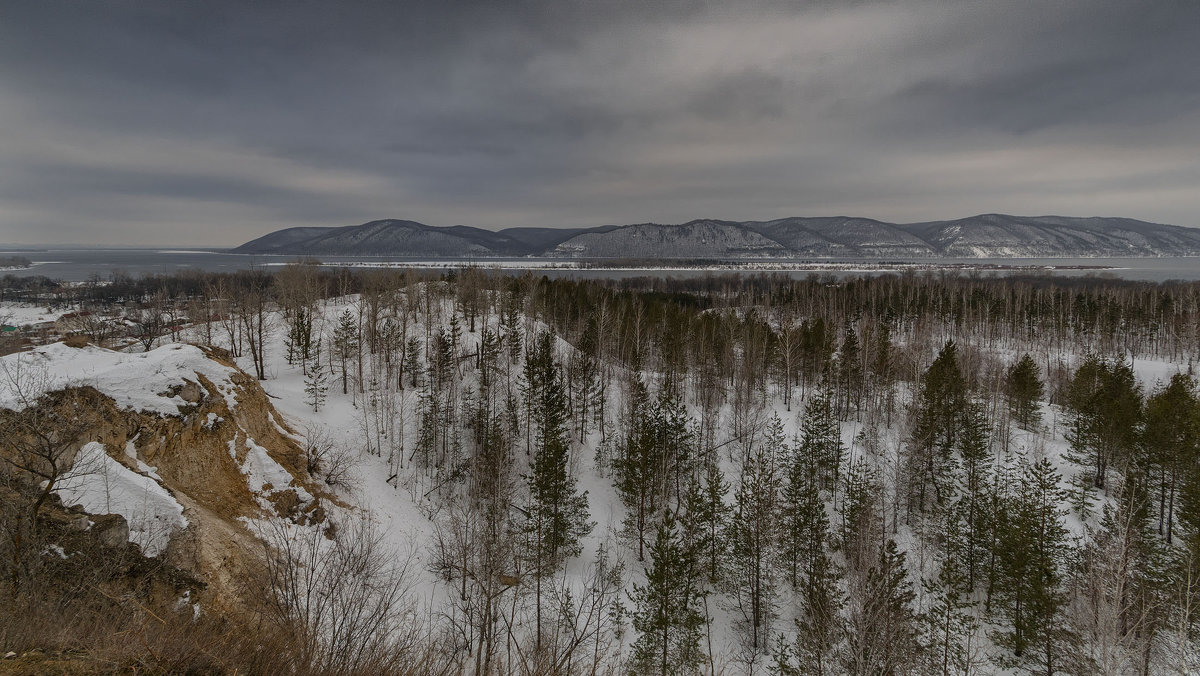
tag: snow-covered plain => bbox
[0,301,76,326]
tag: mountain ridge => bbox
[231,214,1200,258]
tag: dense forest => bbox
[4,265,1200,674]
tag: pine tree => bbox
[1144,374,1199,544]
[285,305,315,371]
[1064,357,1142,491]
[923,508,979,676]
[1077,476,1171,675]
[652,382,693,503]
[1063,409,1099,517]
[615,374,657,561]
[1006,353,1045,430]
[795,491,843,675]
[837,322,863,419]
[994,456,1074,672]
[907,340,968,514]
[724,415,784,660]
[957,400,993,589]
[331,308,359,395]
[1179,437,1200,551]
[404,336,422,389]
[772,524,843,676]
[685,460,729,584]
[842,539,920,674]
[840,456,879,567]
[303,342,328,412]
[872,320,897,425]
[798,388,843,494]
[781,427,818,588]
[631,509,706,676]
[522,331,592,568]
[520,331,593,647]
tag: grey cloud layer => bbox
[1,0,1198,245]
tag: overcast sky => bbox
[2,1,1199,246]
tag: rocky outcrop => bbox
[0,343,333,616]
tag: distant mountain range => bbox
[231,214,1200,258]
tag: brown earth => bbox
[3,344,334,617]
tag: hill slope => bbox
[231,215,1200,258]
[549,220,789,258]
[905,214,1200,257]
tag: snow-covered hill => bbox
[231,214,1200,259]
[549,220,790,258]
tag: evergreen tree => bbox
[923,508,979,676]
[872,320,897,425]
[772,522,844,676]
[652,381,694,504]
[780,422,846,672]
[331,308,359,395]
[1179,450,1200,552]
[794,493,843,675]
[615,374,657,561]
[725,415,784,659]
[520,331,593,646]
[683,460,729,584]
[631,509,707,676]
[840,456,876,557]
[798,388,843,494]
[837,322,864,419]
[1077,477,1170,675]
[957,400,993,589]
[1006,353,1045,430]
[303,342,328,412]
[907,341,968,514]
[403,335,423,389]
[842,539,921,674]
[1143,374,1199,544]
[994,457,1074,673]
[1064,357,1142,491]
[781,427,818,588]
[285,305,315,371]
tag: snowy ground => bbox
[54,441,188,557]
[0,342,237,414]
[0,300,77,326]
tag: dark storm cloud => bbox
[1,0,1198,245]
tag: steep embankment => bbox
[0,341,332,614]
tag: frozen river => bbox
[2,248,1198,283]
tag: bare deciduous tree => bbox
[257,515,429,675]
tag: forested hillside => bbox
[4,266,1200,674]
